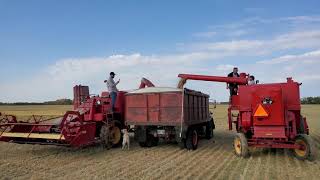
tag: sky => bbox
[1,0,320,102]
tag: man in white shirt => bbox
[104,72,120,111]
[248,75,256,85]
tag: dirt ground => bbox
[0,105,319,180]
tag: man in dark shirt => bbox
[227,67,240,96]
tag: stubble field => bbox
[0,105,319,180]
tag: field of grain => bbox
[0,105,319,180]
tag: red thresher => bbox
[178,73,316,160]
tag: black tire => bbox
[139,141,147,147]
[293,134,316,161]
[100,125,111,149]
[233,133,249,158]
[139,134,158,148]
[186,128,198,150]
[205,120,214,140]
[178,139,186,149]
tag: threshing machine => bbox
[0,86,129,148]
[178,73,316,160]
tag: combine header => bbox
[178,73,316,160]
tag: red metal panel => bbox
[253,126,286,138]
[252,85,285,126]
[125,95,147,123]
[147,94,160,122]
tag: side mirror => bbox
[256,80,259,84]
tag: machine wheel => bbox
[100,125,111,149]
[233,133,249,158]
[205,120,214,139]
[109,124,122,147]
[186,128,198,150]
[293,134,316,161]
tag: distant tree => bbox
[301,97,320,104]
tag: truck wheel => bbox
[293,134,316,161]
[233,133,249,158]
[186,128,198,150]
[205,120,214,139]
[139,134,158,147]
[178,139,186,149]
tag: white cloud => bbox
[258,50,320,64]
[187,30,320,56]
[2,15,320,102]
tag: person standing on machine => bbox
[104,72,120,111]
[227,67,240,96]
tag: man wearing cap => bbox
[104,72,120,111]
[227,67,240,96]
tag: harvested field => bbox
[0,105,319,180]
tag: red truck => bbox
[125,87,215,150]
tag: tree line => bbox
[0,99,73,105]
[301,97,320,104]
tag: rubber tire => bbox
[186,128,198,150]
[293,134,316,161]
[100,125,111,149]
[178,139,186,149]
[139,134,158,148]
[205,120,214,140]
[110,124,123,147]
[233,133,249,158]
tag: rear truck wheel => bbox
[178,139,186,149]
[293,134,316,161]
[205,120,214,139]
[140,134,158,147]
[186,128,198,150]
[233,133,249,158]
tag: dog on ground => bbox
[121,129,130,150]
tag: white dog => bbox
[122,129,130,150]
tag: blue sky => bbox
[1,0,320,102]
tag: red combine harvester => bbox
[0,85,127,148]
[178,73,316,160]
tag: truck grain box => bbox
[125,87,215,150]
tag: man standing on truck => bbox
[104,72,120,111]
[227,67,240,96]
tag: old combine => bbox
[178,73,316,160]
[0,85,127,148]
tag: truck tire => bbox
[178,139,186,149]
[293,134,316,161]
[186,128,198,150]
[139,134,158,148]
[233,133,249,158]
[205,120,214,139]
